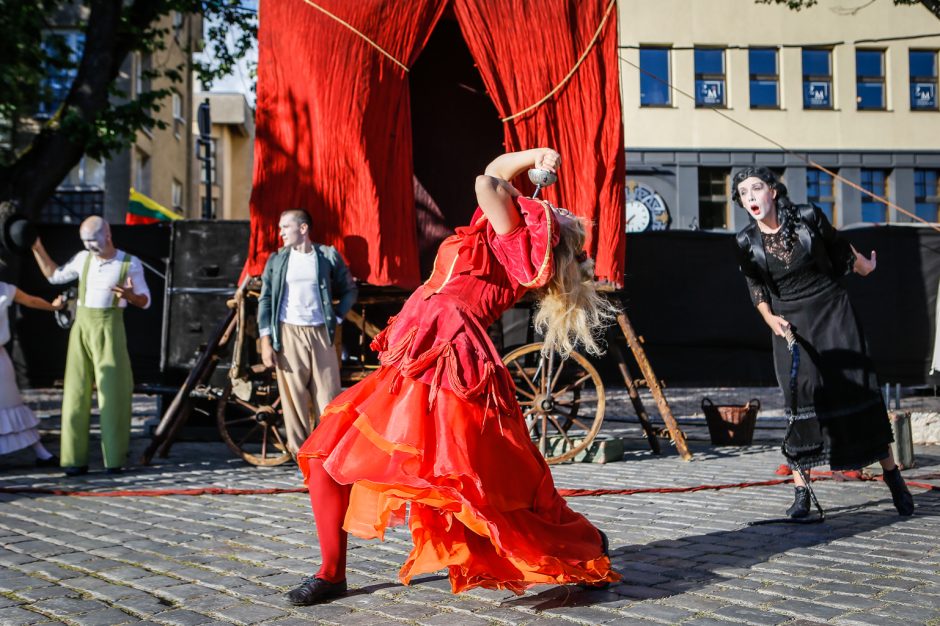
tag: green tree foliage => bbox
[0,0,256,220]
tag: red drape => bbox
[453,0,625,286]
[246,0,448,284]
[247,0,624,287]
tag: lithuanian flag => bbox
[126,188,183,225]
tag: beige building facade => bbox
[618,0,940,230]
[192,92,255,221]
[43,11,203,224]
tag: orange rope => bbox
[501,0,617,122]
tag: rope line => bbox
[0,470,934,498]
[501,0,617,122]
[618,53,940,233]
[298,0,409,72]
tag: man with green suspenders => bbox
[31,216,151,476]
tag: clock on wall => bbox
[625,181,670,233]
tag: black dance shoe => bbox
[576,529,613,590]
[883,467,914,516]
[787,486,811,518]
[105,467,124,475]
[36,455,59,468]
[63,465,88,477]
[285,576,347,606]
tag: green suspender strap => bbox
[79,252,92,306]
[111,253,132,308]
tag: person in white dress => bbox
[0,281,64,465]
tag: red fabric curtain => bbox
[453,0,625,286]
[246,0,448,285]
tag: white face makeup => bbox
[80,231,107,255]
[736,177,777,222]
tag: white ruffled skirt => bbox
[0,346,40,455]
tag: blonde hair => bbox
[532,215,619,358]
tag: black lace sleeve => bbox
[735,230,771,308]
[745,274,770,307]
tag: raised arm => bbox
[475,148,561,235]
[31,238,59,279]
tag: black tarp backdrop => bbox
[620,225,940,386]
[8,222,940,388]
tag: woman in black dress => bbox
[733,166,914,518]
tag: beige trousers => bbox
[275,323,341,455]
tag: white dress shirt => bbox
[49,250,151,309]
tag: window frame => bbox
[694,47,727,109]
[910,49,939,111]
[639,46,673,108]
[697,167,731,230]
[748,47,780,109]
[914,169,940,222]
[856,48,887,111]
[860,168,889,223]
[806,168,837,225]
[802,47,834,110]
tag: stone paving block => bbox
[0,605,54,626]
[880,589,940,608]
[417,612,499,626]
[288,601,356,623]
[208,602,288,625]
[712,604,790,625]
[68,607,139,625]
[763,598,847,621]
[112,593,176,618]
[617,601,696,623]
[12,585,81,602]
[814,592,886,612]
[25,596,111,617]
[150,608,218,626]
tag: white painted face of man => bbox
[80,230,107,255]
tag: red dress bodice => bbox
[370,197,558,413]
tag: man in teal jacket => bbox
[258,209,357,456]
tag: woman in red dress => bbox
[287,148,621,606]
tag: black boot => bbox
[883,467,914,516]
[787,486,811,518]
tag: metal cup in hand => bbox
[528,168,557,199]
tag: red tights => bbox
[306,457,351,582]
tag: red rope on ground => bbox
[0,472,935,498]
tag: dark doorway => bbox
[409,16,503,277]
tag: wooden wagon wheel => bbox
[502,342,606,464]
[216,378,292,466]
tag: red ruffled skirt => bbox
[297,365,619,594]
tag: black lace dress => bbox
[745,229,892,471]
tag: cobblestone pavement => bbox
[0,390,938,625]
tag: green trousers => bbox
[60,307,133,469]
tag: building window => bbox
[172,92,184,138]
[910,50,938,110]
[135,149,152,196]
[860,169,888,222]
[694,48,726,108]
[749,48,779,109]
[698,168,729,230]
[915,169,939,222]
[639,47,671,107]
[61,156,105,190]
[806,169,836,223]
[171,179,183,212]
[172,11,184,42]
[856,49,886,110]
[135,52,152,97]
[802,48,833,109]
